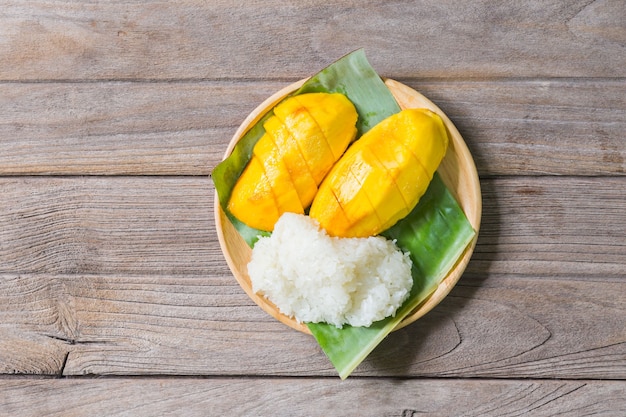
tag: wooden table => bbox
[1,1,624,415]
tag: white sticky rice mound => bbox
[247,212,413,328]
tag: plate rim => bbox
[214,78,482,334]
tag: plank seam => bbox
[0,77,625,84]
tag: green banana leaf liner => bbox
[212,49,476,379]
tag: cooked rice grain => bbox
[248,213,413,328]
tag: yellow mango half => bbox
[260,117,318,208]
[273,93,357,183]
[228,93,358,231]
[310,108,449,237]
[228,157,281,232]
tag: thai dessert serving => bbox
[213,50,478,379]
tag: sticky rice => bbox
[247,213,413,328]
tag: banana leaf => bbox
[308,172,475,378]
[212,49,476,379]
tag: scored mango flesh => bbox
[228,93,358,231]
[309,108,449,238]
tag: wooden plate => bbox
[215,78,482,334]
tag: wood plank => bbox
[1,273,623,378]
[410,79,626,176]
[467,176,626,279]
[0,1,624,80]
[1,377,625,416]
[0,81,282,175]
[0,275,626,380]
[0,176,226,276]
[0,80,624,176]
[1,176,623,277]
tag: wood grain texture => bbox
[1,272,624,378]
[1,377,625,417]
[1,0,624,411]
[0,80,624,176]
[0,81,279,175]
[1,0,625,80]
[0,178,623,377]
[409,79,626,176]
[468,176,626,279]
[1,273,623,378]
[1,176,622,277]
[0,177,222,275]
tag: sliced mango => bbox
[306,188,353,236]
[254,146,304,216]
[331,161,383,237]
[262,116,318,208]
[228,157,281,232]
[386,137,435,211]
[228,92,358,231]
[273,93,357,183]
[356,147,412,233]
[292,94,359,160]
[310,108,449,237]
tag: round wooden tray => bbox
[215,78,482,334]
